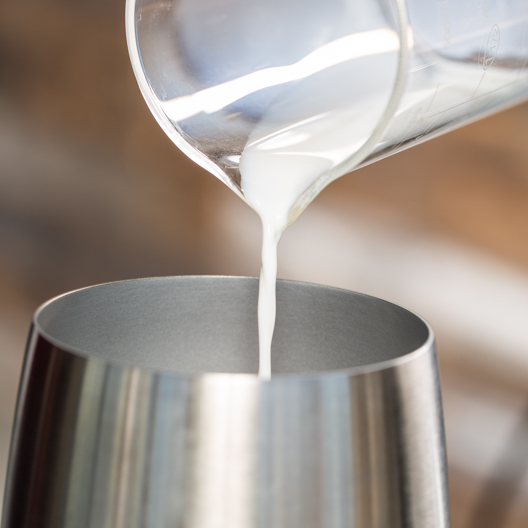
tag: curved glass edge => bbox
[124,0,246,200]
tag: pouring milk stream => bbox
[236,26,405,378]
[152,25,405,377]
[127,0,528,378]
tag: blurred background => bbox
[1,1,528,526]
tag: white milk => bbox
[158,29,400,378]
[239,47,398,378]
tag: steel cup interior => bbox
[34,276,430,375]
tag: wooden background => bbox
[1,1,528,526]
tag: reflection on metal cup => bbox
[1,276,449,528]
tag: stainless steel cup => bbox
[2,276,449,528]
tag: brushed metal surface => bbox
[2,277,449,528]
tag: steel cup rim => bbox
[32,275,435,381]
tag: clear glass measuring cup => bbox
[126,0,528,220]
